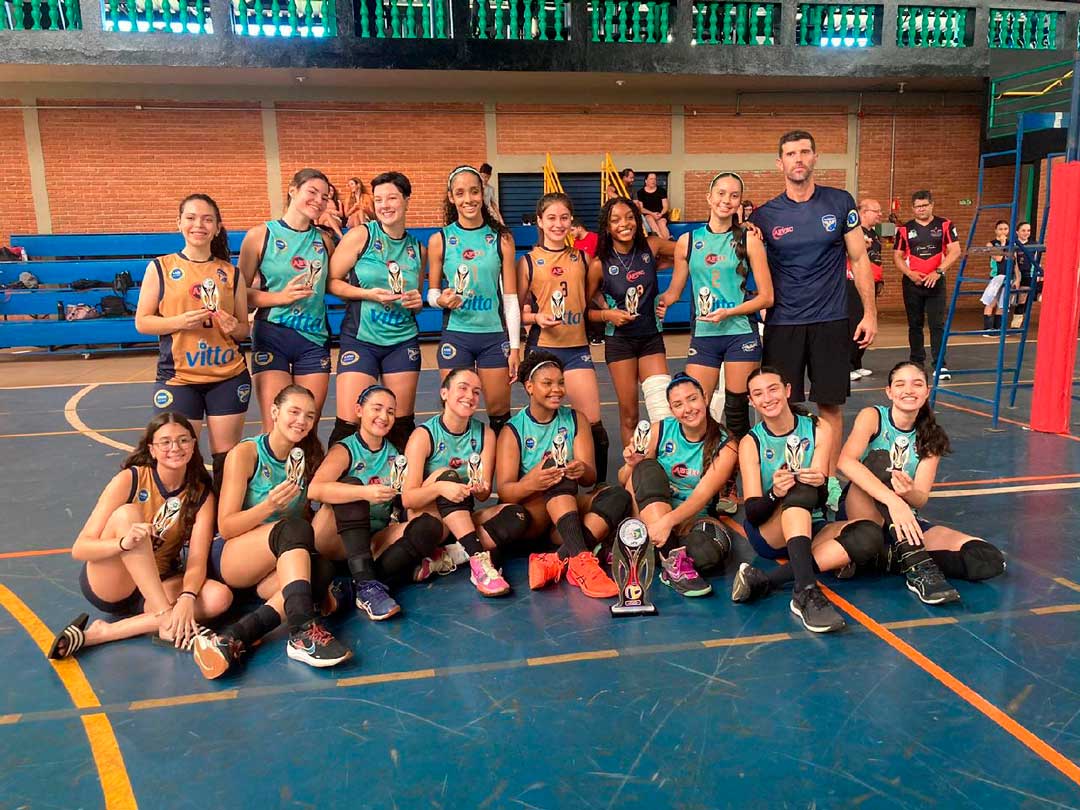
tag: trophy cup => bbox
[151,496,182,546]
[550,289,566,322]
[550,432,568,468]
[387,261,404,295]
[199,278,219,312]
[285,447,305,485]
[784,435,808,472]
[305,260,322,289]
[696,287,714,318]
[466,453,483,489]
[631,420,650,454]
[389,455,408,492]
[624,285,640,316]
[889,436,911,472]
[610,518,657,617]
[453,264,470,296]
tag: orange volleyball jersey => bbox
[525,245,588,348]
[126,465,203,577]
[154,253,247,386]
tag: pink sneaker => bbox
[413,546,457,582]
[469,551,511,597]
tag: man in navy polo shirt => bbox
[751,130,878,509]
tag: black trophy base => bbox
[610,602,657,617]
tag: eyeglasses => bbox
[153,437,194,450]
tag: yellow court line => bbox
[1052,578,1080,594]
[128,690,239,712]
[527,649,620,666]
[0,714,21,725]
[0,583,137,809]
[336,668,437,688]
[64,384,136,453]
[930,482,1080,499]
[1030,603,1080,616]
[700,631,792,648]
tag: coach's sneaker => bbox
[731,562,772,603]
[529,552,566,590]
[790,585,846,633]
[905,559,960,605]
[660,547,712,597]
[413,546,458,582]
[193,633,245,680]
[355,579,401,620]
[469,551,511,597]
[286,620,352,668]
[566,552,619,598]
[856,368,872,377]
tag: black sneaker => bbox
[286,620,353,668]
[905,559,960,605]
[193,633,245,680]
[730,562,771,603]
[790,586,846,633]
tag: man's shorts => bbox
[762,318,850,405]
[251,320,330,377]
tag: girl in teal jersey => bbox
[617,373,738,598]
[838,362,1004,604]
[310,385,446,622]
[428,166,520,438]
[239,168,335,434]
[195,385,351,678]
[329,172,426,452]
[402,368,531,598]
[496,352,626,600]
[659,172,774,441]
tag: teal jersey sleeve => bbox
[687,226,752,337]
[258,220,330,345]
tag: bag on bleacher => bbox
[71,279,111,291]
[100,295,130,318]
[112,272,134,296]
[65,303,100,321]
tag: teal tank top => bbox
[507,405,577,478]
[687,225,751,337]
[258,220,329,345]
[749,412,821,519]
[341,222,422,345]
[241,434,307,523]
[339,432,401,533]
[442,222,505,334]
[655,416,724,517]
[420,414,486,477]
[862,405,920,478]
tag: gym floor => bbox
[2,323,1079,810]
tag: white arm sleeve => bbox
[503,293,521,350]
[427,288,443,309]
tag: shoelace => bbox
[431,550,457,575]
[912,559,946,587]
[475,553,501,580]
[574,554,609,585]
[360,581,389,601]
[805,587,833,611]
[304,623,334,647]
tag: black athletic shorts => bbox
[762,318,850,405]
[605,332,666,364]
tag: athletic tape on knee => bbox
[309,554,337,601]
[682,520,732,572]
[268,517,316,558]
[632,459,670,511]
[709,387,726,424]
[589,485,632,530]
[835,520,884,566]
[722,390,750,440]
[641,375,672,421]
[782,482,823,512]
[435,469,474,516]
[483,505,531,547]
[591,421,610,483]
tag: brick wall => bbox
[0,100,37,247]
[496,104,672,155]
[684,105,849,154]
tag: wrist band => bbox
[118,537,128,551]
[179,591,197,601]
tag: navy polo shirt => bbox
[751,185,859,326]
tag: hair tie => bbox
[357,384,394,404]
[666,372,704,396]
[709,171,744,189]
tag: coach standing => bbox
[751,130,877,510]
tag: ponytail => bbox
[913,403,951,459]
[701,412,731,469]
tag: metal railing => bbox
[471,0,565,39]
[2,0,80,28]
[988,8,1059,50]
[591,0,672,42]
[692,1,777,45]
[896,5,972,47]
[987,59,1072,139]
[101,0,212,31]
[797,3,881,47]
[233,0,336,35]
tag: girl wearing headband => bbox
[617,372,738,597]
[328,172,425,453]
[496,352,629,600]
[427,166,520,438]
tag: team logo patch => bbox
[320,357,331,370]
[448,236,459,247]
[772,226,794,240]
[536,258,545,267]
[551,266,564,276]
[846,209,859,228]
[274,238,288,252]
[291,257,308,271]
[406,245,417,259]
[153,389,174,408]
[485,233,496,246]
[373,240,383,252]
[407,348,420,362]
[437,441,447,454]
[643,254,651,265]
[261,465,272,480]
[671,463,690,479]
[764,448,775,461]
[608,266,619,275]
[237,384,251,404]
[524,437,536,450]
[694,240,704,250]
[627,270,644,282]
[687,347,698,357]
[169,267,184,281]
[341,350,360,366]
[463,249,477,261]
[254,351,274,366]
[663,441,675,455]
[216,268,229,285]
[741,341,759,354]
[821,215,837,233]
[501,341,511,358]
[313,241,325,254]
[137,489,150,502]
[580,354,591,364]
[449,456,464,469]
[570,252,579,262]
[704,253,719,266]
[440,343,458,360]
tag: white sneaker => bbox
[443,541,470,566]
[850,371,861,382]
[856,368,872,377]
[937,367,952,381]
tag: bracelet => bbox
[766,489,778,502]
[118,537,128,551]
[178,591,197,601]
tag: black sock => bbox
[211,452,228,496]
[282,579,315,633]
[766,565,794,589]
[983,314,993,331]
[225,603,281,647]
[458,531,483,557]
[386,414,416,454]
[894,540,932,573]
[555,512,588,559]
[590,421,610,483]
[993,313,1002,329]
[328,417,356,448]
[786,535,815,592]
[309,554,337,601]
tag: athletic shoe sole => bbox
[789,599,846,633]
[286,643,352,668]
[660,572,712,597]
[565,573,618,599]
[192,635,230,680]
[731,563,752,602]
[905,580,960,605]
[469,574,510,597]
[355,597,402,621]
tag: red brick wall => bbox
[684,105,849,154]
[276,102,486,227]
[36,100,268,234]
[0,101,37,247]
[495,104,672,155]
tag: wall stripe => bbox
[19,96,52,234]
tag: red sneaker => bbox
[529,552,566,590]
[566,552,618,598]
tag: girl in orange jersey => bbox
[517,192,611,481]
[47,413,232,659]
[135,194,251,492]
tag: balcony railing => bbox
[797,3,881,47]
[472,0,566,39]
[988,8,1058,50]
[357,0,449,36]
[692,1,776,45]
[234,0,336,35]
[591,0,672,43]
[2,0,81,28]
[897,5,972,47]
[101,0,212,31]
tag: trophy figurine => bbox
[285,447,305,485]
[389,455,408,492]
[889,436,911,472]
[550,432,568,468]
[387,260,404,295]
[784,435,809,472]
[550,289,566,322]
[199,278,219,313]
[151,496,182,542]
[305,260,322,289]
[466,453,483,490]
[631,420,650,454]
[610,518,657,617]
[624,285,640,316]
[453,264,470,296]
[697,287,714,318]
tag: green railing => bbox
[896,6,971,47]
[101,0,212,31]
[358,0,450,37]
[692,2,777,45]
[592,1,672,43]
[234,0,336,35]
[987,59,1071,139]
[2,0,81,28]
[472,0,567,40]
[988,8,1058,50]
[797,3,881,47]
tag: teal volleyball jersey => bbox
[341,222,422,344]
[506,405,577,478]
[241,435,307,522]
[655,417,724,516]
[441,222,504,334]
[339,432,401,531]
[687,226,751,337]
[257,220,329,345]
[863,405,920,478]
[749,413,821,519]
[420,414,486,477]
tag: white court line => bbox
[63,384,135,453]
[930,482,1080,499]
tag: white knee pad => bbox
[709,367,727,423]
[641,374,672,422]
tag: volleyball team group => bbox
[46,130,1007,679]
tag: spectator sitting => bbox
[636,172,672,240]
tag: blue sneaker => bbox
[355,579,401,621]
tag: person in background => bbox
[1011,220,1033,327]
[317,183,344,241]
[848,198,885,382]
[571,219,598,260]
[479,163,505,226]
[636,172,672,240]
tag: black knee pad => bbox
[541,458,579,497]
[386,414,416,454]
[682,520,733,573]
[932,540,1006,581]
[489,411,511,436]
[331,479,371,533]
[782,482,823,512]
[863,449,893,486]
[723,390,750,440]
[483,505,531,547]
[268,517,315,558]
[401,513,443,559]
[631,458,670,510]
[589,485,632,530]
[835,520,885,566]
[328,417,357,448]
[435,469,474,517]
[590,421,610,482]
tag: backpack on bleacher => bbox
[100,295,130,318]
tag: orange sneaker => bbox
[566,552,619,598]
[529,552,566,590]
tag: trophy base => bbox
[610,603,658,617]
